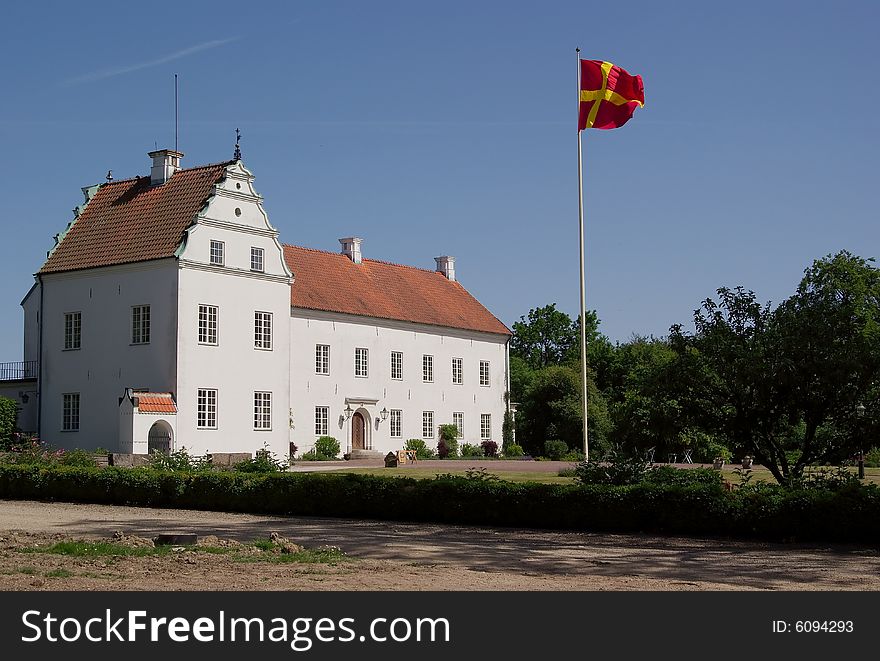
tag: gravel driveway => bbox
[1,499,879,591]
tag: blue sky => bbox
[1,0,877,357]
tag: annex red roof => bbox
[39,162,232,274]
[135,393,177,414]
[283,245,511,336]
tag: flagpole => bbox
[576,48,589,461]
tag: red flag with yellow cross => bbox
[578,59,644,130]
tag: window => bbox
[423,355,434,383]
[255,312,273,350]
[198,305,218,345]
[250,247,264,272]
[254,392,272,430]
[64,312,81,350]
[315,406,329,436]
[355,347,369,377]
[390,409,402,438]
[453,412,464,438]
[131,305,150,344]
[481,413,492,440]
[197,389,217,429]
[62,393,80,431]
[452,357,463,384]
[422,411,434,439]
[316,344,330,375]
[390,351,403,380]
[210,240,225,266]
[480,360,491,387]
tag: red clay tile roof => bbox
[39,162,232,274]
[135,393,177,414]
[283,245,511,336]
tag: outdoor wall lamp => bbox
[344,404,353,420]
[380,407,388,421]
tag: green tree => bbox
[511,304,597,369]
[516,365,610,457]
[669,252,880,483]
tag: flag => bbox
[578,60,644,130]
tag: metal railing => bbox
[0,361,38,381]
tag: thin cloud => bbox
[61,37,239,86]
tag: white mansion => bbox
[0,149,511,460]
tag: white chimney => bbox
[339,237,363,264]
[435,255,456,281]
[148,149,183,185]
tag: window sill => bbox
[60,429,79,433]
[129,343,150,346]
[198,342,219,347]
[254,347,274,352]
[62,348,81,352]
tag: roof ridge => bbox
[283,243,441,275]
[83,160,234,189]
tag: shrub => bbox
[2,439,63,465]
[2,463,879,543]
[315,436,340,460]
[504,444,525,458]
[404,439,435,460]
[481,440,498,458]
[234,445,288,473]
[438,425,459,458]
[501,410,514,453]
[864,447,880,468]
[561,450,585,462]
[0,397,17,449]
[574,453,648,486]
[147,447,209,472]
[58,449,101,468]
[437,439,451,459]
[644,465,724,488]
[543,440,569,461]
[460,443,483,458]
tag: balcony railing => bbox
[0,361,38,381]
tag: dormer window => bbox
[210,240,225,266]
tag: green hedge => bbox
[1,464,879,543]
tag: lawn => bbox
[330,464,880,486]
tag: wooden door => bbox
[352,412,365,450]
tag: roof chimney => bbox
[339,237,363,264]
[148,149,183,185]
[435,255,456,282]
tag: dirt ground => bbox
[1,499,879,591]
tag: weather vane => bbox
[234,128,242,161]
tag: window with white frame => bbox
[316,344,330,375]
[452,357,463,384]
[315,406,329,436]
[198,305,218,345]
[250,247,265,273]
[481,413,492,440]
[390,351,403,380]
[64,312,81,350]
[422,411,434,439]
[480,360,491,386]
[254,391,272,430]
[255,312,272,350]
[453,412,464,438]
[423,355,434,383]
[62,393,80,431]
[390,409,402,438]
[197,389,217,429]
[210,240,225,266]
[355,347,368,377]
[131,305,151,344]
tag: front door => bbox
[352,412,365,450]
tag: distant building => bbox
[0,149,511,459]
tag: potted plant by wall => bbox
[742,455,753,469]
[713,457,725,470]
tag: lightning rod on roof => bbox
[174,73,179,152]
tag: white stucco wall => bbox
[38,260,179,451]
[174,161,292,460]
[290,309,509,456]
